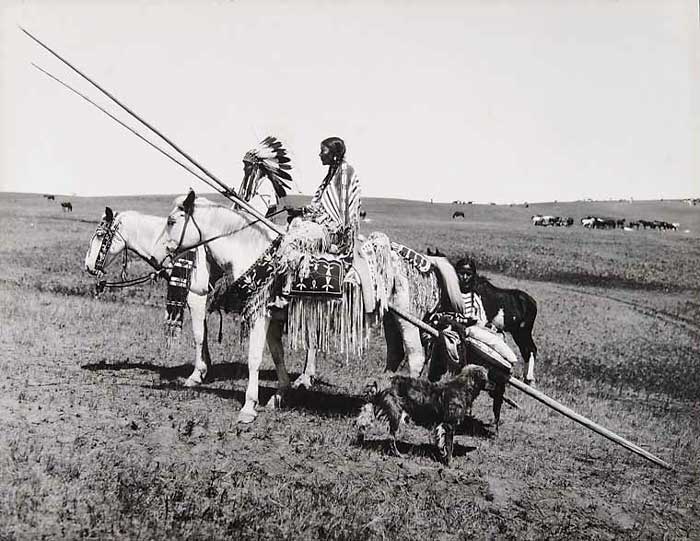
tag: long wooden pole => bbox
[388,304,672,470]
[22,27,285,237]
[31,63,226,198]
[507,377,672,469]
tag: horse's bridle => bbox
[91,217,123,275]
[91,215,166,295]
[164,206,202,265]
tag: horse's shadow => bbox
[81,359,285,384]
[81,359,364,418]
[80,361,501,426]
[155,380,366,418]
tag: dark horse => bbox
[452,211,465,219]
[455,258,538,384]
[426,247,446,257]
[61,201,73,212]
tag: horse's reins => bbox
[165,206,288,263]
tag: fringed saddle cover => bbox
[391,241,432,273]
[289,255,346,298]
[165,250,197,342]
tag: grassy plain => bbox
[1,192,699,540]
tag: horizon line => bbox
[1,189,697,206]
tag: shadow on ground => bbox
[81,360,501,425]
[358,437,479,462]
[82,359,284,383]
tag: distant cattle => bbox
[61,201,73,212]
[44,194,55,201]
[532,215,558,226]
[634,219,678,231]
[452,211,465,219]
[426,247,446,257]
[581,216,616,229]
[359,210,367,220]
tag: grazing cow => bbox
[533,215,557,226]
[581,216,595,228]
[454,258,538,384]
[582,216,615,229]
[44,194,55,201]
[564,217,574,227]
[61,201,73,212]
[452,211,465,219]
[616,219,626,229]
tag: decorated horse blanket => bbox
[288,255,346,298]
[390,241,432,273]
[207,237,281,322]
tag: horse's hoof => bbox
[292,374,313,390]
[184,376,202,388]
[237,409,257,424]
[266,394,283,410]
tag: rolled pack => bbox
[463,325,517,375]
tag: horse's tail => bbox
[515,289,538,330]
[428,256,464,314]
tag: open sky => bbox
[1,0,698,203]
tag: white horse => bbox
[149,190,458,423]
[84,206,215,387]
[84,204,320,390]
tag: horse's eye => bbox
[167,216,176,227]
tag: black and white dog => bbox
[356,365,491,465]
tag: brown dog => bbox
[356,365,491,464]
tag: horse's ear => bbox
[182,189,196,216]
[105,207,113,223]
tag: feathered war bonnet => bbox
[239,136,293,201]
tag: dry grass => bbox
[1,192,699,540]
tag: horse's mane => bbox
[180,195,273,238]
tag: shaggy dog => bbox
[356,365,491,465]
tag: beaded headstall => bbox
[93,219,121,274]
